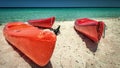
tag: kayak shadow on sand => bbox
[6,40,53,68]
[74,27,98,52]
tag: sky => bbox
[0,0,120,7]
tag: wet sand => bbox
[0,18,120,68]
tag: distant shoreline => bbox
[0,17,120,24]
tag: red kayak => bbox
[74,18,105,43]
[28,17,55,28]
[3,22,56,66]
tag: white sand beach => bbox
[0,18,120,68]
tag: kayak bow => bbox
[74,18,105,43]
[28,17,55,28]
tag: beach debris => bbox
[75,60,79,63]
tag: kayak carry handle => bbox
[53,25,60,35]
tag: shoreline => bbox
[0,18,120,68]
[0,17,120,24]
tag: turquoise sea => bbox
[0,8,120,23]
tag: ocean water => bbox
[0,8,120,23]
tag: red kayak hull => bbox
[74,18,105,43]
[28,17,55,28]
[3,22,56,66]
